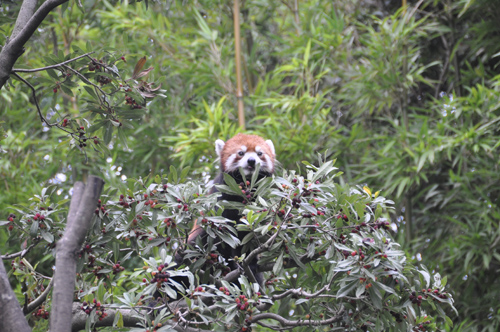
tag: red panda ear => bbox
[265,139,275,156]
[215,139,225,158]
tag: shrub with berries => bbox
[2,161,456,331]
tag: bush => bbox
[3,159,456,331]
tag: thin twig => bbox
[62,64,107,97]
[12,52,94,73]
[11,72,54,127]
[24,278,54,314]
[1,241,38,260]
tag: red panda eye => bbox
[238,151,245,156]
[257,151,263,156]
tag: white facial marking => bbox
[265,140,275,156]
[225,154,238,172]
[215,139,225,158]
[264,155,274,172]
[240,145,247,152]
[255,146,262,152]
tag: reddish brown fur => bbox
[220,134,275,170]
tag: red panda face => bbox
[216,134,275,175]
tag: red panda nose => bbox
[247,157,256,167]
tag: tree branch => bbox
[11,0,39,40]
[24,278,54,314]
[9,0,69,49]
[70,301,211,332]
[12,52,94,73]
[251,308,345,327]
[0,0,70,89]
[50,176,104,332]
[0,250,31,332]
[1,240,39,260]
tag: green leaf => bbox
[223,173,244,196]
[304,39,312,66]
[113,311,124,328]
[445,315,453,327]
[287,245,307,270]
[336,280,358,298]
[47,69,59,80]
[418,266,430,288]
[273,252,284,275]
[169,165,178,184]
[103,121,113,145]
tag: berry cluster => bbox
[291,197,301,209]
[94,199,108,216]
[124,95,142,109]
[32,306,50,320]
[143,193,158,208]
[238,181,254,204]
[162,218,177,228]
[235,294,250,311]
[112,261,124,274]
[200,217,224,231]
[77,126,88,148]
[219,286,230,296]
[81,299,108,321]
[265,274,279,286]
[118,194,134,208]
[147,264,171,289]
[350,220,390,234]
[240,181,253,201]
[412,319,432,331]
[10,259,24,272]
[409,291,423,305]
[337,213,349,222]
[87,254,96,267]
[390,310,406,323]
[176,198,189,212]
[205,253,218,265]
[97,75,112,85]
[131,214,143,226]
[147,321,163,332]
[409,288,448,307]
[88,60,101,72]
[88,59,112,85]
[6,213,16,231]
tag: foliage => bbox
[2,0,500,330]
[3,160,456,331]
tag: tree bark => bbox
[50,176,104,332]
[0,252,31,332]
[0,0,69,90]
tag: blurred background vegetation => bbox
[1,0,500,330]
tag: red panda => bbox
[215,133,276,176]
[176,134,276,288]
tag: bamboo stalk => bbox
[402,0,411,245]
[402,0,408,132]
[233,0,245,130]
